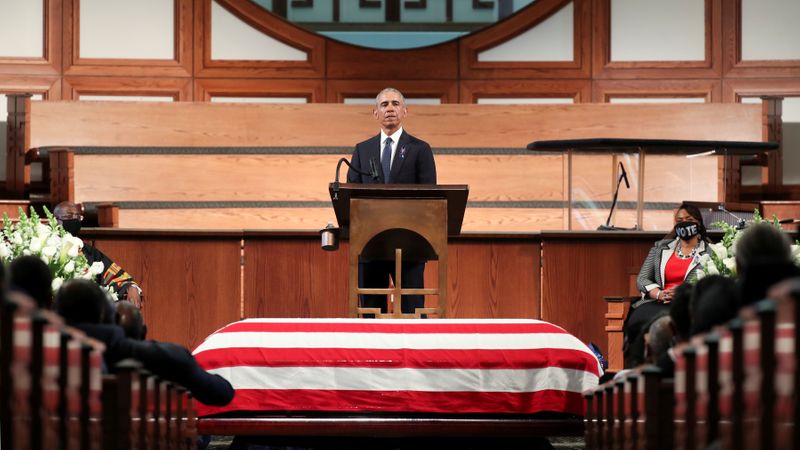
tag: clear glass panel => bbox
[563,151,719,231]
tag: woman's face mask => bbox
[674,221,699,241]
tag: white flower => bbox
[709,242,728,260]
[707,263,720,275]
[51,277,63,291]
[64,260,75,274]
[89,261,104,276]
[40,255,49,265]
[698,253,711,265]
[29,236,42,253]
[0,243,11,259]
[80,269,93,280]
[12,232,22,245]
[22,249,31,256]
[36,223,51,238]
[723,257,736,272]
[42,245,57,258]
[46,235,61,248]
[696,270,706,280]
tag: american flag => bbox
[192,319,602,417]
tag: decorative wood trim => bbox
[194,0,325,78]
[0,0,62,76]
[325,79,458,103]
[592,0,722,79]
[326,39,458,80]
[5,95,32,196]
[194,78,325,102]
[722,78,800,103]
[63,0,192,77]
[722,0,800,78]
[459,0,592,79]
[62,76,192,101]
[0,77,61,100]
[592,80,722,103]
[459,79,592,104]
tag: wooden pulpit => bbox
[330,184,468,318]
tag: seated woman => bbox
[623,203,712,368]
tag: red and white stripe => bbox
[193,318,601,417]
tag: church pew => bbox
[7,98,774,231]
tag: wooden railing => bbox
[585,286,797,450]
[0,293,198,450]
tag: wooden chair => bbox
[604,267,641,372]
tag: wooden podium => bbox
[330,184,468,318]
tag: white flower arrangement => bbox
[2,207,116,299]
[697,209,797,279]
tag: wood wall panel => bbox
[194,0,326,79]
[592,0,722,79]
[540,236,654,354]
[84,233,243,350]
[0,77,61,100]
[425,240,541,318]
[243,237,350,318]
[721,0,800,78]
[325,80,459,103]
[0,0,62,76]
[194,78,325,102]
[459,80,591,104]
[722,78,800,103]
[458,0,592,79]
[592,79,722,103]
[326,39,458,80]
[62,76,192,101]
[62,0,193,77]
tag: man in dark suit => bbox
[347,88,437,315]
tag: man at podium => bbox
[347,87,437,314]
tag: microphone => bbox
[717,204,746,230]
[368,158,380,181]
[619,162,630,189]
[332,157,373,200]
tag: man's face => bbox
[373,91,407,132]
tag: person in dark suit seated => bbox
[115,300,147,340]
[347,87,437,315]
[54,201,143,308]
[624,203,712,368]
[55,279,234,406]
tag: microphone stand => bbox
[332,158,377,200]
[717,204,747,230]
[597,170,628,231]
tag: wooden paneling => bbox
[459,79,591,104]
[61,76,192,101]
[325,80,459,103]
[62,0,193,77]
[0,0,62,76]
[458,0,592,79]
[26,101,765,150]
[592,0,722,79]
[84,233,243,350]
[242,236,540,319]
[194,78,325,102]
[326,39,459,80]
[243,237,350,318]
[0,77,61,99]
[539,235,654,354]
[722,78,800,103]
[592,79,721,103]
[426,240,541,318]
[194,0,326,79]
[721,0,800,78]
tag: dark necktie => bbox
[381,137,393,183]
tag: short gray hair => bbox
[375,87,405,106]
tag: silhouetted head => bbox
[55,279,108,325]
[8,255,53,309]
[115,300,147,340]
